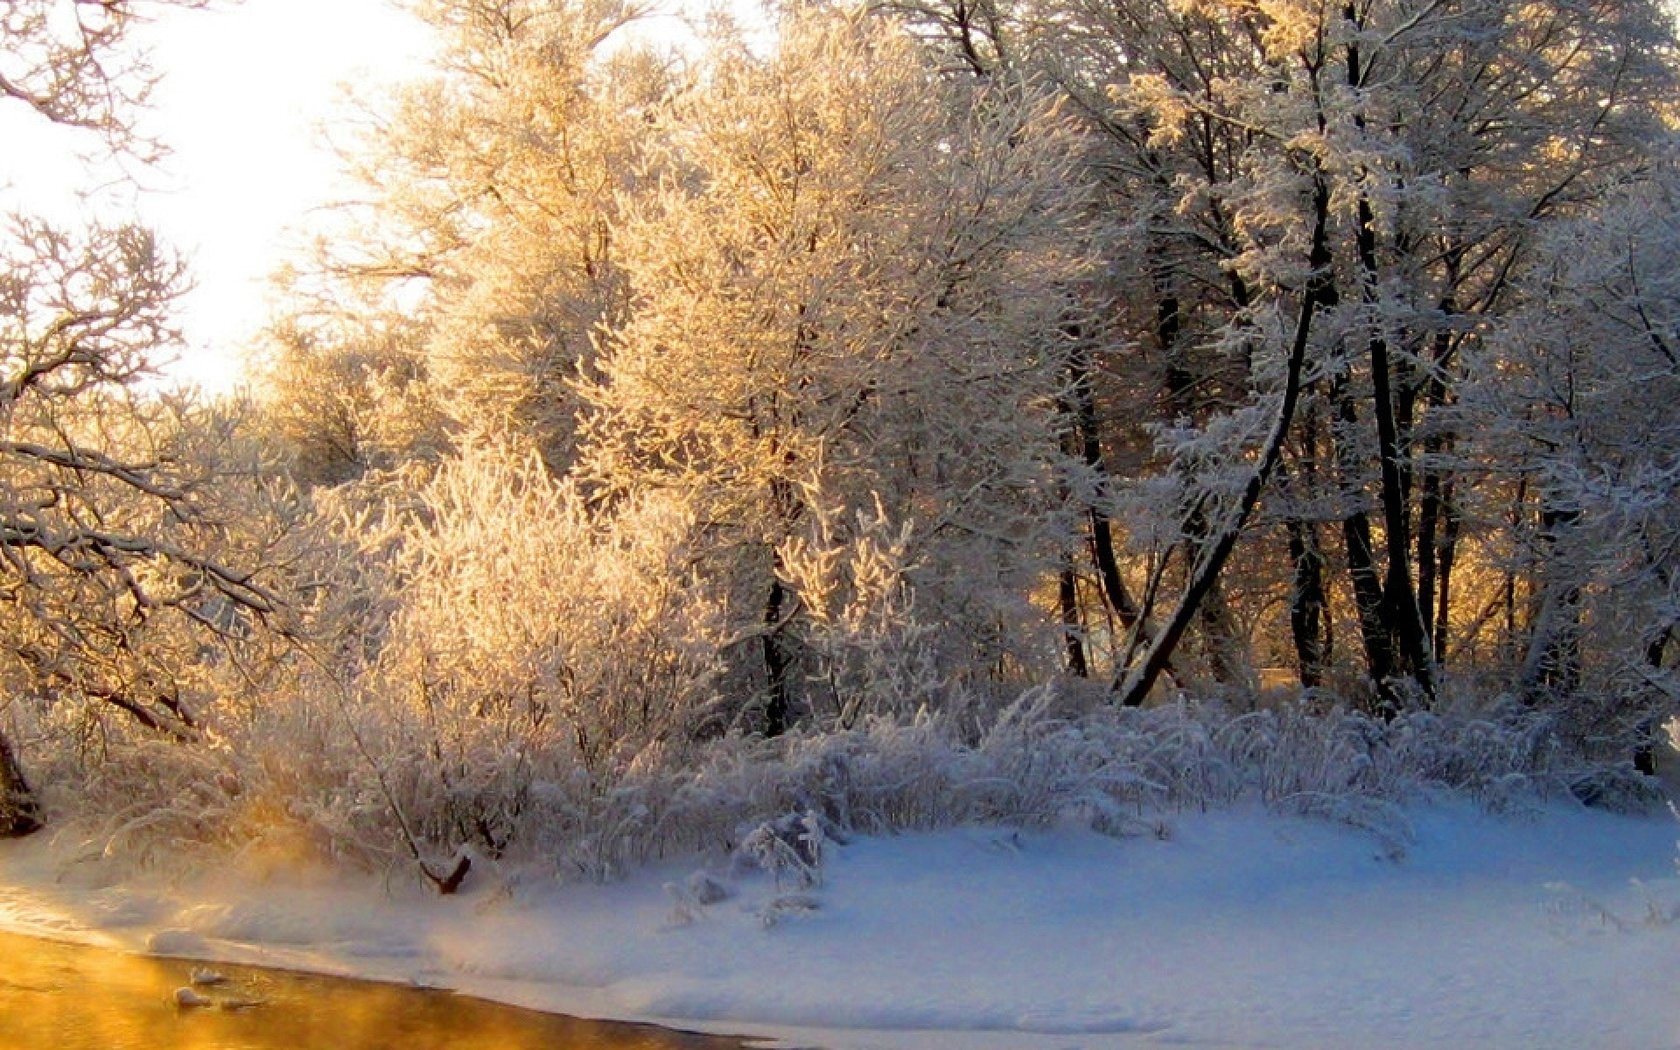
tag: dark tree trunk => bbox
[1432,477,1460,660]
[758,456,806,738]
[1417,464,1444,648]
[1634,737,1660,778]
[1343,15,1436,707]
[1089,508,1143,630]
[1114,170,1331,708]
[1501,477,1529,658]
[1156,273,1248,685]
[1056,327,1144,681]
[1331,384,1400,711]
[1414,321,1457,654]
[0,729,42,838]
[762,576,792,737]
[1053,389,1092,682]
[1343,511,1400,710]
[1058,566,1089,677]
[1063,323,1150,653]
[1635,627,1671,776]
[1520,506,1583,704]
[1357,208,1435,700]
[1287,516,1329,688]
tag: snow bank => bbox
[4,801,1679,1049]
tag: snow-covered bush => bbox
[471,688,1605,881]
[776,500,943,727]
[31,670,1638,884]
[350,441,727,858]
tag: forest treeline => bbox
[3,0,1679,884]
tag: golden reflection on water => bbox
[0,930,742,1050]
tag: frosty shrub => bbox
[28,728,246,870]
[33,672,1643,883]
[776,500,943,727]
[474,687,1609,882]
[329,441,728,867]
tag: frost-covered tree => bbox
[1007,0,1680,709]
[0,0,291,836]
[321,0,673,469]
[253,312,452,488]
[1459,159,1680,754]
[583,9,1093,730]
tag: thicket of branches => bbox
[6,0,1680,888]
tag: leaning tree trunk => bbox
[1158,280,1251,687]
[0,728,42,838]
[1064,325,1149,637]
[1113,171,1332,708]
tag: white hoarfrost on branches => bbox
[378,440,725,775]
[8,0,1680,932]
[1459,158,1680,746]
[324,0,668,468]
[0,0,296,839]
[0,0,212,155]
[585,9,1095,721]
[250,438,727,877]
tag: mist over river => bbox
[0,930,744,1050]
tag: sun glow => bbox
[0,0,436,396]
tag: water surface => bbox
[0,929,745,1050]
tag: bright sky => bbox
[0,0,436,395]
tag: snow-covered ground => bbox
[2,801,1678,1049]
